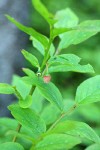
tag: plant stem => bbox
[12,123,22,142]
[40,25,53,72]
[13,86,23,100]
[29,85,36,95]
[47,104,77,131]
[13,85,36,142]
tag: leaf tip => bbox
[7,105,11,111]
[5,14,8,18]
[5,14,14,21]
[22,67,28,73]
[22,67,26,71]
[21,49,25,53]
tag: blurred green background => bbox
[27,0,100,149]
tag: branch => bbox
[47,104,77,131]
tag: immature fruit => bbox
[43,75,51,83]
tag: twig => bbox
[47,104,77,131]
[29,85,36,95]
[12,123,22,142]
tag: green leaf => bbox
[30,36,44,55]
[36,80,63,111]
[75,75,100,104]
[12,75,31,99]
[86,144,100,150]
[0,142,24,150]
[0,118,34,143]
[54,8,79,28]
[59,20,100,50]
[48,54,80,65]
[22,68,36,78]
[63,100,76,113]
[21,68,39,85]
[31,88,43,113]
[21,76,37,86]
[0,118,18,130]
[8,104,46,137]
[22,77,63,110]
[0,118,38,140]
[32,0,55,25]
[52,8,79,39]
[48,121,100,143]
[77,103,100,124]
[48,54,94,73]
[30,36,55,56]
[48,42,55,56]
[41,104,60,125]
[52,27,72,39]
[21,50,40,68]
[5,130,34,143]
[0,83,15,94]
[31,134,81,150]
[19,95,33,108]
[6,15,48,48]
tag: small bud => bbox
[37,72,41,77]
[43,75,51,83]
